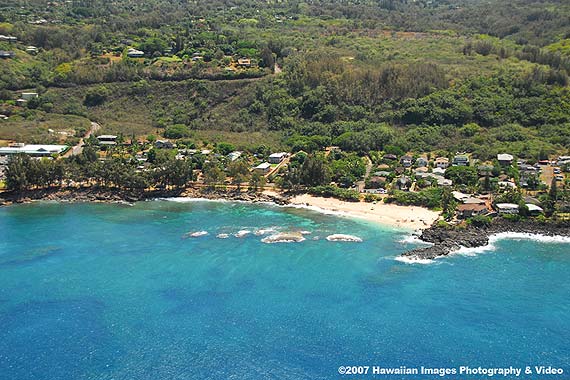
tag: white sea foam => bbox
[216,233,230,239]
[489,232,570,244]
[326,234,363,242]
[394,256,435,265]
[254,228,277,236]
[159,197,231,203]
[261,233,306,244]
[300,230,312,235]
[398,234,434,246]
[183,231,209,238]
[449,232,570,257]
[234,230,251,238]
[284,203,350,218]
[451,243,497,256]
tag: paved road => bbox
[64,121,101,157]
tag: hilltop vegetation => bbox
[0,0,569,158]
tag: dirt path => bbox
[356,156,373,193]
[274,63,282,74]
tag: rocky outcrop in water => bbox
[402,219,570,261]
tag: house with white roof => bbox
[97,135,118,145]
[434,157,449,169]
[497,153,514,166]
[495,203,519,214]
[127,48,145,58]
[0,144,68,157]
[268,152,288,164]
[227,151,242,161]
[254,162,271,173]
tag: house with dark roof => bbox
[452,155,469,166]
[456,204,488,219]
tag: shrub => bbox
[308,185,360,202]
[84,86,109,107]
[164,124,191,139]
[467,215,492,227]
[364,193,381,202]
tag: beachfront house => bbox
[495,203,519,215]
[452,191,470,202]
[383,154,398,161]
[254,162,271,174]
[526,204,544,216]
[434,157,449,169]
[268,152,288,164]
[453,155,469,166]
[497,153,514,166]
[394,175,411,191]
[456,204,488,219]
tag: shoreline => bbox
[401,218,570,262]
[286,193,440,230]
[0,187,440,230]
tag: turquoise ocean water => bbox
[0,200,569,380]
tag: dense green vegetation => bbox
[1,0,569,217]
[1,0,568,158]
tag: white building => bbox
[97,135,118,146]
[497,153,514,165]
[227,151,242,161]
[127,48,145,58]
[254,162,271,173]
[495,203,519,215]
[434,157,449,169]
[268,152,288,164]
[0,144,68,157]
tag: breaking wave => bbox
[394,256,435,265]
[398,234,434,246]
[450,232,570,256]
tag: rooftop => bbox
[0,144,68,156]
[255,162,271,170]
[497,153,514,161]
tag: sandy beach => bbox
[285,193,441,230]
